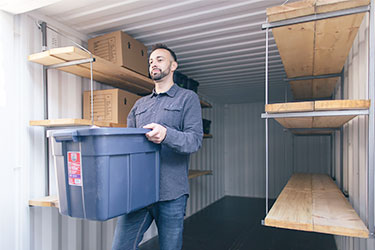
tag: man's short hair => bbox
[150,43,177,62]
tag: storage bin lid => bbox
[52,127,150,142]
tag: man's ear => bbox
[171,61,178,71]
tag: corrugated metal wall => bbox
[223,102,331,199]
[334,13,375,250]
[3,13,226,250]
[4,4,375,250]
[0,9,18,250]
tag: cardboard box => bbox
[83,89,140,125]
[88,31,148,76]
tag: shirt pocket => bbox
[134,106,151,127]
[161,104,183,130]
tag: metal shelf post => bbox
[265,25,269,215]
[368,0,375,237]
[41,22,49,196]
[37,21,95,197]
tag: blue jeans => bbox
[112,194,188,250]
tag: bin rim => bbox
[52,127,151,138]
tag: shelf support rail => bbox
[43,23,95,125]
[262,5,370,30]
[368,0,375,237]
[47,58,95,70]
[37,21,96,195]
[261,109,369,119]
[265,24,269,215]
[284,73,342,82]
[339,69,345,193]
[40,22,49,196]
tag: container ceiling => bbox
[30,0,298,104]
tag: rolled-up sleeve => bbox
[162,93,203,154]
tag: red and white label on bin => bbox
[67,152,82,186]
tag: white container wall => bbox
[333,13,375,250]
[188,103,226,215]
[0,11,46,250]
[223,102,331,199]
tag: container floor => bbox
[140,196,337,250]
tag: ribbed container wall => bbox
[0,10,24,250]
[187,102,226,215]
[223,102,331,199]
[2,13,227,250]
[334,13,374,250]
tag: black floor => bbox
[140,196,337,250]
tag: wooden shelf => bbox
[288,129,337,135]
[266,0,369,100]
[203,134,213,138]
[265,100,370,129]
[188,170,213,179]
[265,173,369,238]
[29,170,213,208]
[200,100,212,108]
[28,46,154,95]
[29,118,126,128]
[29,120,216,136]
[29,195,59,208]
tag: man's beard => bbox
[151,67,171,81]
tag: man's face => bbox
[149,49,174,81]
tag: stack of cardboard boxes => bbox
[88,30,148,76]
[83,89,140,125]
[84,30,202,126]
[84,31,148,125]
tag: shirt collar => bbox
[150,83,178,98]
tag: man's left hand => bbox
[143,123,167,144]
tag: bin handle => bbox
[54,130,79,142]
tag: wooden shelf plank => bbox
[267,0,369,22]
[275,117,313,128]
[29,171,213,208]
[267,100,370,130]
[266,101,314,113]
[312,174,340,192]
[203,134,213,138]
[314,13,366,76]
[316,0,370,14]
[290,78,339,100]
[28,46,154,95]
[291,129,336,135]
[315,100,371,111]
[285,173,312,191]
[267,0,316,23]
[265,173,369,238]
[29,195,59,208]
[29,118,126,128]
[266,188,314,231]
[272,22,315,79]
[312,115,356,128]
[188,170,213,179]
[200,100,212,108]
[266,100,370,114]
[267,0,368,100]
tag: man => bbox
[111,44,203,250]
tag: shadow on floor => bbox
[140,196,337,250]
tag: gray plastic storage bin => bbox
[51,127,160,221]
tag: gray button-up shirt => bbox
[127,84,203,201]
